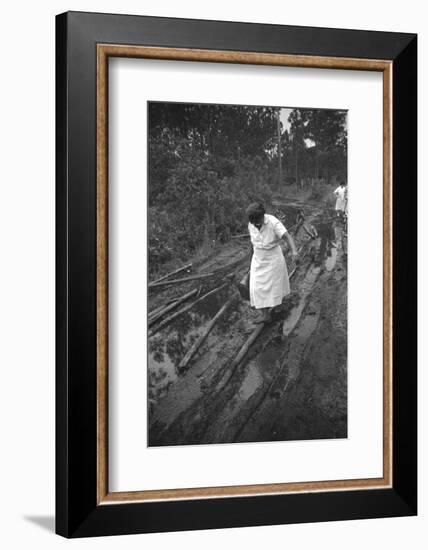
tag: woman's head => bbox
[246,202,265,227]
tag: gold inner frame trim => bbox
[96,44,393,505]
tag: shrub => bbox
[148,140,273,277]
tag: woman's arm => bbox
[283,231,298,257]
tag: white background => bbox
[109,59,383,492]
[0,0,425,548]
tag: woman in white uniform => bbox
[246,202,298,323]
[333,182,347,216]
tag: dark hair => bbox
[246,202,265,224]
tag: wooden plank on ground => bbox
[230,323,266,370]
[148,282,229,337]
[149,253,251,289]
[148,288,198,327]
[148,263,192,288]
[177,292,237,372]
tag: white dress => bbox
[248,214,290,309]
[334,186,347,211]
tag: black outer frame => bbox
[56,11,417,538]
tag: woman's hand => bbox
[283,232,299,261]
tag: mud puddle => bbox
[148,285,235,410]
[239,363,263,400]
[283,264,321,337]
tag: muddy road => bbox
[147,200,347,446]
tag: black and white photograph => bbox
[147,101,348,446]
[0,0,421,543]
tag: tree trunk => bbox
[277,109,282,187]
[315,148,320,178]
[295,150,298,187]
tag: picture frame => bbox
[56,11,417,537]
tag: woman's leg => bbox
[254,307,272,323]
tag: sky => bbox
[280,107,292,133]
[279,107,315,147]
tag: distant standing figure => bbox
[246,202,298,323]
[334,182,347,215]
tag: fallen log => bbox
[291,217,305,237]
[177,292,237,372]
[149,252,251,289]
[149,282,229,337]
[148,263,192,288]
[149,272,216,288]
[148,296,178,319]
[148,304,166,319]
[289,265,298,279]
[212,322,266,392]
[287,221,299,234]
[233,353,288,442]
[289,265,299,279]
[303,223,317,239]
[289,243,312,278]
[148,288,198,327]
[230,322,266,370]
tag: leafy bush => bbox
[148,136,273,277]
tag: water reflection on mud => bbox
[148,286,233,405]
[325,246,338,272]
[283,265,321,337]
[238,364,263,401]
[313,217,347,272]
[282,217,346,337]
